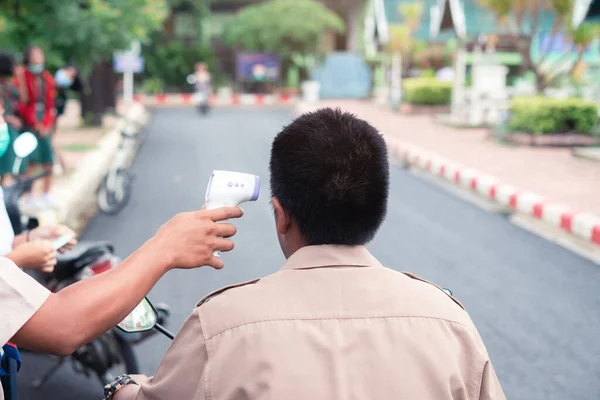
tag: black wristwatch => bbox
[104,374,139,400]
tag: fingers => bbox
[206,255,225,270]
[43,254,57,270]
[205,207,243,222]
[213,238,235,252]
[213,223,237,238]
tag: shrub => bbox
[508,96,599,135]
[403,78,452,106]
[140,78,164,95]
[142,42,214,92]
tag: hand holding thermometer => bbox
[205,170,260,256]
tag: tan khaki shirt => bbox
[136,245,505,400]
[0,257,50,400]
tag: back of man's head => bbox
[269,108,389,246]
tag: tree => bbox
[0,0,169,124]
[478,0,600,92]
[224,0,345,80]
[0,0,168,72]
[386,2,424,72]
[320,0,366,52]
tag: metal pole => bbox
[123,72,133,104]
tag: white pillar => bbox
[123,72,134,104]
[451,47,466,118]
[390,53,402,108]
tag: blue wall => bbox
[313,53,372,99]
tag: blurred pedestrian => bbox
[192,62,212,114]
[194,62,212,94]
[16,46,57,209]
[53,64,82,173]
[0,52,27,185]
[54,64,82,125]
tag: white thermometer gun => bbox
[205,170,260,256]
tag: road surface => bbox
[19,107,600,400]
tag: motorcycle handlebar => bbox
[20,171,50,185]
[6,171,51,198]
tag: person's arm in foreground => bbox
[114,311,208,400]
[12,224,77,250]
[11,207,242,356]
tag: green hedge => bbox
[403,78,452,106]
[508,96,599,135]
[142,42,214,92]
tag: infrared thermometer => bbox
[205,170,260,256]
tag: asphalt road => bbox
[18,107,600,400]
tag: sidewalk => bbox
[299,100,600,217]
[27,100,148,232]
[53,100,122,176]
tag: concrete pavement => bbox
[18,107,600,400]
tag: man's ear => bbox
[272,197,291,235]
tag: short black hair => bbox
[0,51,14,77]
[270,108,389,246]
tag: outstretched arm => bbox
[11,207,242,356]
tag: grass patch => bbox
[61,143,98,152]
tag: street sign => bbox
[113,54,144,74]
[114,40,143,73]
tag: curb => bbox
[386,139,600,247]
[572,147,600,163]
[133,93,297,107]
[38,103,150,233]
[294,102,600,248]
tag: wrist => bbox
[140,236,174,273]
[104,374,139,400]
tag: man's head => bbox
[270,108,389,258]
[24,46,45,74]
[0,52,14,78]
[196,63,207,72]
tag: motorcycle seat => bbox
[54,241,114,280]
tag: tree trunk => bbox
[80,60,117,126]
[345,0,362,52]
[534,71,546,94]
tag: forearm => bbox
[4,251,26,268]
[12,236,173,355]
[16,81,28,104]
[13,232,28,248]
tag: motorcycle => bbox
[4,133,170,388]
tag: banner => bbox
[235,52,280,82]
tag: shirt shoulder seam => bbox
[196,308,212,400]
[206,315,468,341]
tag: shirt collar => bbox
[279,245,383,271]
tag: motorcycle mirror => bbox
[13,132,38,159]
[117,297,158,333]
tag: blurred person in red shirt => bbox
[16,46,57,209]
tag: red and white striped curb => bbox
[386,138,600,247]
[133,93,297,107]
[293,102,600,247]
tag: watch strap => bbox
[104,374,138,400]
